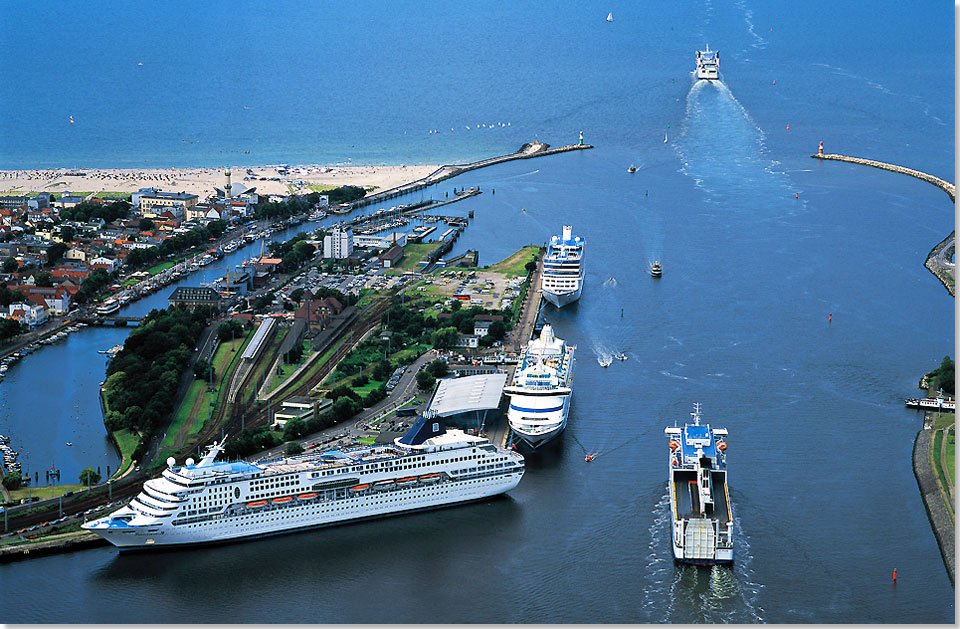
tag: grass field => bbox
[946,429,955,486]
[486,245,539,277]
[110,428,140,479]
[10,484,86,502]
[932,430,951,510]
[388,243,436,274]
[307,184,339,193]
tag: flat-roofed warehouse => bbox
[426,373,507,432]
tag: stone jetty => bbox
[812,153,955,202]
[349,141,592,211]
[812,151,955,296]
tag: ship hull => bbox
[507,393,571,449]
[541,283,582,308]
[88,472,522,550]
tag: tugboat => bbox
[664,403,733,564]
[651,261,662,277]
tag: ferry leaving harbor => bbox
[81,417,524,549]
[504,324,575,448]
[695,45,719,80]
[540,225,584,308]
[96,298,121,315]
[664,404,733,564]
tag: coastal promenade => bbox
[812,152,955,296]
[349,141,593,211]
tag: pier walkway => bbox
[348,141,592,212]
[812,152,955,296]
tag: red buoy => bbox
[893,568,897,582]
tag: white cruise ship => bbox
[82,417,524,550]
[540,225,584,308]
[504,324,575,448]
[695,45,719,80]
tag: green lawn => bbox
[110,428,140,479]
[10,484,86,502]
[307,184,339,193]
[946,428,955,486]
[388,243,437,274]
[486,245,539,277]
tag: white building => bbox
[6,302,47,327]
[353,232,408,249]
[323,224,354,259]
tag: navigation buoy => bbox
[69,116,74,124]
[828,313,832,324]
[786,124,790,130]
[772,80,776,85]
[796,193,799,199]
[893,568,897,582]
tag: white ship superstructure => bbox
[504,325,575,448]
[82,418,524,550]
[664,404,733,565]
[540,225,584,308]
[695,45,719,80]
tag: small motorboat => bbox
[585,455,594,462]
[598,357,612,368]
[66,442,73,446]
[651,261,662,277]
[627,164,636,173]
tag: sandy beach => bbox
[0,164,440,199]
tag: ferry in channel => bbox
[540,225,584,308]
[81,416,524,549]
[504,324,575,449]
[695,45,719,80]
[664,403,733,564]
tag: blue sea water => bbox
[0,0,954,623]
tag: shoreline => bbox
[0,163,442,199]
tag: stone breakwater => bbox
[811,153,955,202]
[812,152,955,296]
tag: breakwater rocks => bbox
[811,153,955,202]
[912,429,955,584]
[812,152,955,295]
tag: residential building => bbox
[140,191,199,220]
[323,224,354,259]
[454,334,479,349]
[5,302,47,327]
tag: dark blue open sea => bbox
[0,0,954,623]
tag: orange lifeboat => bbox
[349,484,370,492]
[271,496,293,504]
[717,441,727,451]
[669,440,680,451]
[246,500,267,508]
[297,492,318,500]
[397,477,417,485]
[418,473,440,483]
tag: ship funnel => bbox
[539,324,555,344]
[561,225,573,242]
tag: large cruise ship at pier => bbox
[504,324,575,448]
[664,404,733,564]
[82,417,524,549]
[540,225,584,308]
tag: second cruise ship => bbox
[540,225,584,308]
[504,324,575,448]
